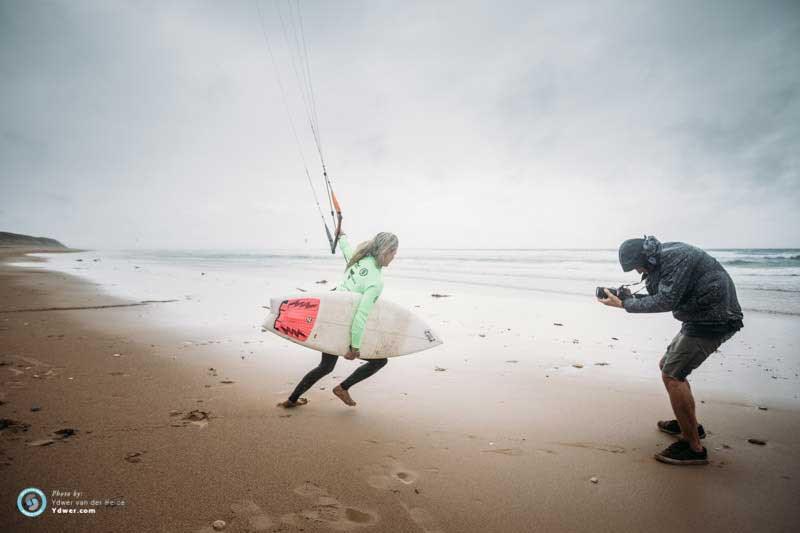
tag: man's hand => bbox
[597,288,624,308]
[344,346,360,360]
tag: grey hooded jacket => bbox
[622,239,744,336]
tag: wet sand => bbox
[1,250,799,532]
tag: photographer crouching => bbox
[597,236,743,466]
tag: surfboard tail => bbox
[271,297,321,342]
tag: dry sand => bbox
[1,250,799,532]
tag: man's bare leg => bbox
[686,382,699,440]
[663,374,703,452]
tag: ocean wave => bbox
[722,256,800,267]
[734,272,799,277]
[739,306,800,317]
[749,287,800,294]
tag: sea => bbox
[32,247,799,316]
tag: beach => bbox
[2,249,799,533]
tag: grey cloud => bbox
[1,0,798,249]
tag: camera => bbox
[595,286,632,301]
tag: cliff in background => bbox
[0,231,67,249]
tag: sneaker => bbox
[657,419,706,439]
[654,440,708,466]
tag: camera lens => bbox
[595,287,607,299]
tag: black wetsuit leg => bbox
[289,353,337,402]
[340,358,388,390]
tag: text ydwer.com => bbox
[51,508,96,514]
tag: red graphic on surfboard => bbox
[273,298,320,341]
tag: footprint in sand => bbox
[364,459,443,532]
[285,482,379,530]
[230,499,274,531]
[293,480,330,498]
[392,465,420,485]
[401,502,444,533]
[365,459,420,490]
[366,474,392,491]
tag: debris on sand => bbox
[553,322,564,327]
[431,293,451,298]
[0,419,30,433]
[54,428,78,439]
[30,406,41,412]
[590,477,599,484]
[29,439,55,447]
[747,438,767,446]
[478,334,486,338]
[220,379,235,384]
[505,360,519,364]
[434,366,447,372]
[611,337,619,341]
[296,287,307,292]
[594,362,610,366]
[572,364,584,369]
[315,280,328,284]
[212,520,227,531]
[125,452,144,463]
[184,410,210,422]
[758,406,768,411]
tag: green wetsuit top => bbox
[336,236,384,349]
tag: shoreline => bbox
[15,247,800,318]
[37,245,796,410]
[2,250,799,532]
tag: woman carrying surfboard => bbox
[278,231,399,408]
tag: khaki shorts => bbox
[659,331,735,381]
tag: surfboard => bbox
[261,292,443,358]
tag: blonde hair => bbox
[345,232,399,270]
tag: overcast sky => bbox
[1,0,798,250]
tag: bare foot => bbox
[333,385,356,407]
[277,398,308,408]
